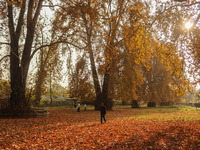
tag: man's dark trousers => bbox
[101,113,106,124]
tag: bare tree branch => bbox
[0,55,10,63]
[150,2,200,27]
[16,0,26,41]
[0,42,10,45]
[193,13,200,28]
[30,41,88,60]
[33,0,44,26]
[42,4,70,13]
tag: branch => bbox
[42,4,60,8]
[30,41,87,59]
[7,2,15,36]
[150,2,200,27]
[0,55,10,63]
[193,13,200,28]
[33,0,44,26]
[42,4,70,13]
[16,0,26,41]
[0,42,10,45]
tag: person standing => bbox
[77,103,80,112]
[100,103,106,124]
[84,104,87,111]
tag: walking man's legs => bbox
[101,114,106,124]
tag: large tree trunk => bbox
[82,2,114,110]
[102,65,112,110]
[9,45,26,109]
[8,2,26,110]
[88,44,102,110]
[6,0,44,112]
[86,31,102,110]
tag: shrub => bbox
[132,100,139,108]
[147,102,156,107]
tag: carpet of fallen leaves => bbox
[0,107,200,149]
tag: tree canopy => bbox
[0,0,199,112]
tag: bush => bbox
[194,103,200,108]
[147,102,156,107]
[132,100,139,108]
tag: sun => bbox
[185,21,193,29]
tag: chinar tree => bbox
[0,0,54,114]
[53,0,193,110]
[147,0,199,103]
[33,20,62,106]
[5,0,44,112]
[68,55,95,102]
[54,0,153,110]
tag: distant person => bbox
[84,104,87,111]
[77,103,80,112]
[100,103,106,124]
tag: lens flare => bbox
[185,21,192,29]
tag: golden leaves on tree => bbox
[7,0,22,7]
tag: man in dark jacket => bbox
[100,103,106,124]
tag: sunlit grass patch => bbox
[128,106,200,122]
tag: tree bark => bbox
[101,64,112,110]
[88,43,102,110]
[83,14,102,110]
[7,0,44,111]
[8,2,26,109]
[35,65,44,106]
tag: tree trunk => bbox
[8,3,26,110]
[101,65,112,110]
[132,100,139,108]
[6,0,44,112]
[34,49,46,106]
[90,48,102,110]
[87,35,102,110]
[35,78,42,106]
[9,46,26,110]
[81,5,103,110]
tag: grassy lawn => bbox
[0,106,200,149]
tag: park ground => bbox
[0,105,200,149]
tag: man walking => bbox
[100,103,106,124]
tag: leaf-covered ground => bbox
[0,106,200,149]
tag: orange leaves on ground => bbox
[0,108,200,149]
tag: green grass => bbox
[34,104,200,123]
[127,106,200,122]
[33,104,200,112]
[34,104,95,110]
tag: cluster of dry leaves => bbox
[0,108,200,149]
